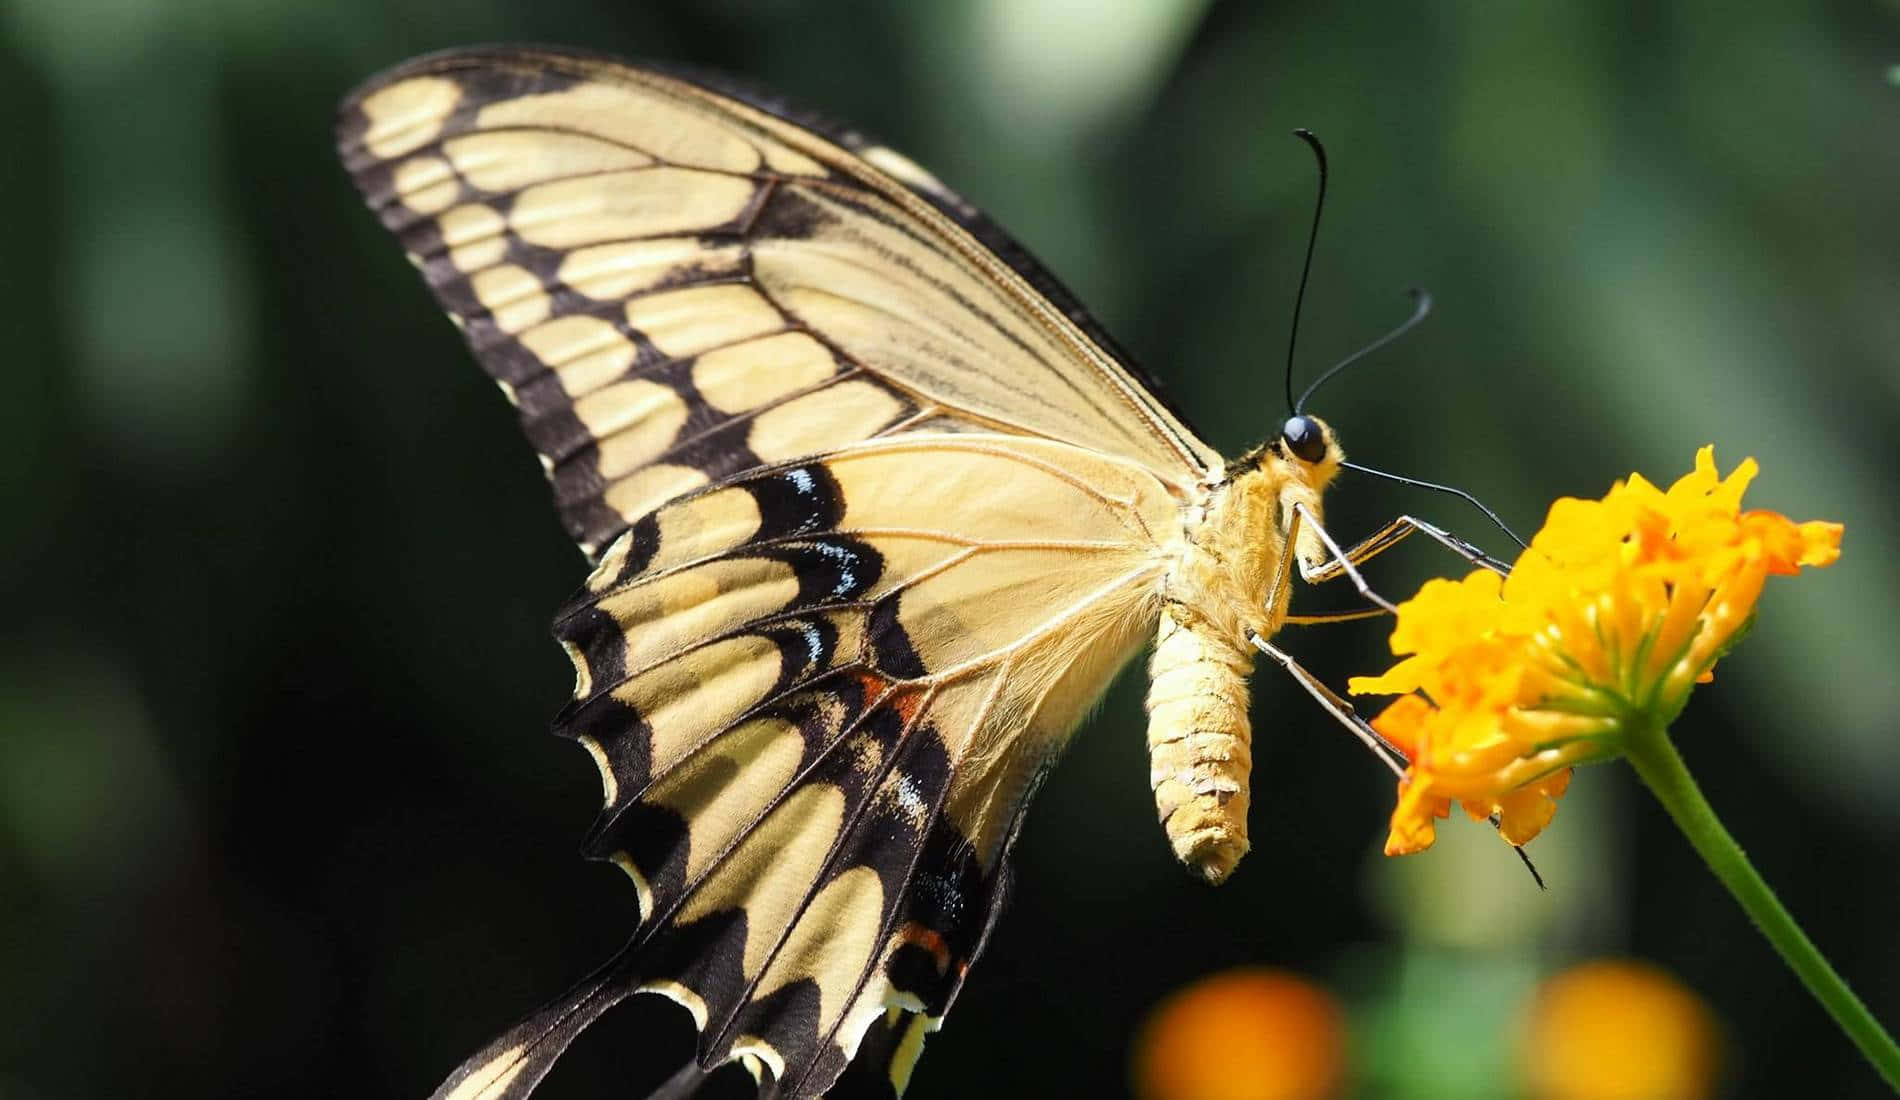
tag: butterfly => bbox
[335,44,1474,1100]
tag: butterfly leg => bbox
[1283,501,1400,613]
[1282,607,1391,626]
[1303,514,1513,582]
[1265,501,1396,620]
[1261,497,1398,619]
[1248,631,1405,774]
[1252,630,1548,887]
[1273,509,1512,625]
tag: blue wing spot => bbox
[746,464,845,543]
[798,622,825,668]
[813,541,861,598]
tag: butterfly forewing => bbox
[335,46,1219,1099]
[336,46,1215,559]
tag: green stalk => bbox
[1623,724,1900,1092]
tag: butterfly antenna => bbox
[1341,461,1529,549]
[1283,129,1328,415]
[1295,288,1433,414]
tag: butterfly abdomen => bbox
[1145,605,1254,883]
[1142,465,1287,885]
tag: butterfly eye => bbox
[1281,415,1327,463]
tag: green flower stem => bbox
[1624,724,1900,1092]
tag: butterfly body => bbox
[1149,431,1343,882]
[337,46,1346,1099]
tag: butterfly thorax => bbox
[1145,428,1343,883]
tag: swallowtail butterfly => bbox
[336,45,1435,1100]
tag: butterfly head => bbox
[1280,414,1328,464]
[1263,412,1343,494]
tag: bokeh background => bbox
[3,1,1897,1097]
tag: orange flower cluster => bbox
[1132,968,1346,1100]
[1521,960,1721,1100]
[1349,448,1841,855]
[1132,959,1723,1100]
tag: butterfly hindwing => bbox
[417,435,1177,1097]
[336,46,1215,558]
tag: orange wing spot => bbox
[896,921,952,975]
[854,670,922,725]
[852,670,887,702]
[887,688,922,726]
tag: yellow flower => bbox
[1349,447,1841,856]
[1131,968,1347,1100]
[1520,960,1721,1100]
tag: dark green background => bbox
[3,2,1896,1097]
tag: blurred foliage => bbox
[1,1,1896,1097]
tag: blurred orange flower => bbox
[1349,447,1841,855]
[1131,968,1346,1100]
[1521,960,1721,1100]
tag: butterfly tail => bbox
[819,1007,934,1099]
[639,1058,720,1100]
[427,953,636,1100]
